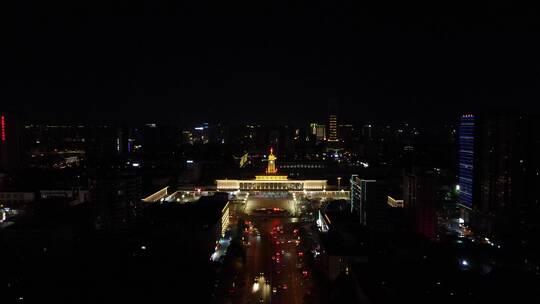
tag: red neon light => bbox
[1,115,5,142]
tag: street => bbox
[220,193,314,304]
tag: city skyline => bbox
[2,2,540,304]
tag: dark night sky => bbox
[3,2,540,124]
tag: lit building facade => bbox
[328,114,338,142]
[456,112,540,243]
[457,114,475,209]
[327,99,339,142]
[350,175,376,225]
[310,123,326,141]
[216,148,327,191]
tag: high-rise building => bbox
[327,100,339,142]
[361,124,373,141]
[457,113,540,243]
[457,114,475,209]
[0,111,23,171]
[89,167,142,232]
[350,175,395,231]
[350,175,377,225]
[338,124,355,144]
[404,172,437,240]
[192,123,209,144]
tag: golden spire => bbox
[266,147,277,174]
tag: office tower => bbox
[457,112,540,242]
[457,114,475,209]
[350,175,378,225]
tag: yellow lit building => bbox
[216,148,327,191]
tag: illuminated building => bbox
[455,112,540,243]
[404,172,437,240]
[328,100,339,142]
[350,175,393,230]
[350,175,376,224]
[457,114,475,209]
[328,114,338,142]
[216,148,327,191]
[310,123,326,141]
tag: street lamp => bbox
[337,177,342,191]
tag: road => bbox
[223,193,314,304]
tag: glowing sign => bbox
[1,115,5,142]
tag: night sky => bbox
[3,2,540,124]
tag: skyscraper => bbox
[327,100,338,142]
[404,171,437,240]
[350,175,377,225]
[457,114,475,210]
[89,167,142,232]
[457,112,540,243]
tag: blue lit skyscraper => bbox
[458,114,475,208]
